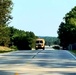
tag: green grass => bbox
[69,50,76,56]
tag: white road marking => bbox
[66,51,76,59]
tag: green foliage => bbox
[8,27,37,50]
[0,0,13,25]
[10,45,18,50]
[38,36,60,46]
[64,6,76,25]
[26,31,37,48]
[0,0,13,46]
[0,26,10,46]
[58,6,76,49]
[70,50,76,55]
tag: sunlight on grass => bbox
[0,46,16,53]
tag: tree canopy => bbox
[0,0,37,50]
[0,0,13,46]
[58,6,76,49]
[8,26,37,50]
[0,0,13,25]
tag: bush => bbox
[10,45,18,50]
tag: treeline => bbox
[57,6,76,49]
[0,0,37,50]
[1,26,37,50]
[38,36,60,46]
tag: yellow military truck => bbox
[35,38,45,50]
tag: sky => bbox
[10,0,76,37]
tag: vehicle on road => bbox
[35,38,45,50]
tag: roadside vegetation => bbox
[39,36,60,46]
[58,6,76,50]
[0,0,59,51]
[0,0,76,53]
[0,0,37,50]
[70,50,76,55]
[0,46,16,53]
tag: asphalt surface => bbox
[0,49,76,75]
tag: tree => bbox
[25,31,37,48]
[58,6,76,49]
[0,0,13,25]
[0,0,13,46]
[9,28,37,50]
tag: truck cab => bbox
[35,38,45,50]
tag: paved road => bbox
[0,50,76,75]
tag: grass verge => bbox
[0,46,16,53]
[69,50,76,56]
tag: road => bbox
[0,49,76,75]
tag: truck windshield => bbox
[36,41,43,43]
